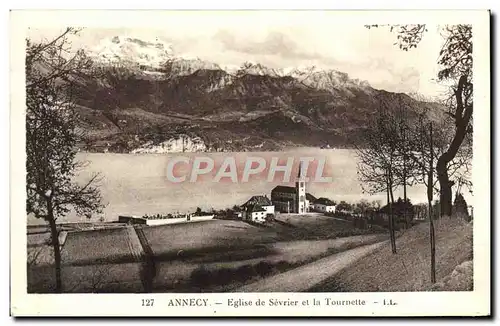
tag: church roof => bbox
[271,186,316,202]
[271,185,296,194]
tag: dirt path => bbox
[235,240,388,292]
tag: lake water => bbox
[28,148,441,225]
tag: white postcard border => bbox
[10,9,491,317]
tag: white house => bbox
[246,205,268,223]
[313,197,337,213]
[241,195,275,222]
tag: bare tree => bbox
[426,122,437,283]
[391,99,422,228]
[26,28,105,293]
[367,24,473,217]
[356,106,401,253]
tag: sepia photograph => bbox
[10,9,490,317]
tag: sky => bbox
[28,12,450,98]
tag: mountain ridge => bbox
[70,35,440,153]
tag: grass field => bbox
[308,216,473,292]
[61,227,142,265]
[28,217,385,293]
[274,213,379,240]
[142,219,279,258]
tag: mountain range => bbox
[69,35,440,153]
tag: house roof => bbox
[315,197,336,206]
[242,195,272,207]
[306,193,317,201]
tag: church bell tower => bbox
[296,162,306,213]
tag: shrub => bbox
[235,264,258,282]
[213,267,235,285]
[190,267,213,288]
[254,261,275,277]
[275,260,292,272]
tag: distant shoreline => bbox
[79,145,356,155]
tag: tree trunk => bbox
[428,123,436,283]
[403,165,408,228]
[429,198,436,283]
[436,75,472,217]
[389,179,397,254]
[402,129,408,228]
[387,174,397,254]
[436,158,453,217]
[48,213,62,293]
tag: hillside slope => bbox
[308,217,473,292]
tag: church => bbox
[271,164,316,213]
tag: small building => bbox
[313,198,337,213]
[118,215,147,225]
[244,204,268,223]
[119,214,214,226]
[306,193,317,211]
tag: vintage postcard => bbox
[10,10,490,317]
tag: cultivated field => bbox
[61,227,142,265]
[142,219,279,258]
[273,213,376,240]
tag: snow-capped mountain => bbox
[234,62,284,77]
[86,35,373,93]
[87,35,224,77]
[164,57,222,76]
[88,35,173,68]
[231,63,372,94]
[284,66,371,91]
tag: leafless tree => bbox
[419,121,437,284]
[356,105,402,253]
[26,28,105,293]
[367,24,473,217]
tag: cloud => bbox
[211,28,422,93]
[213,29,330,62]
[351,57,421,93]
